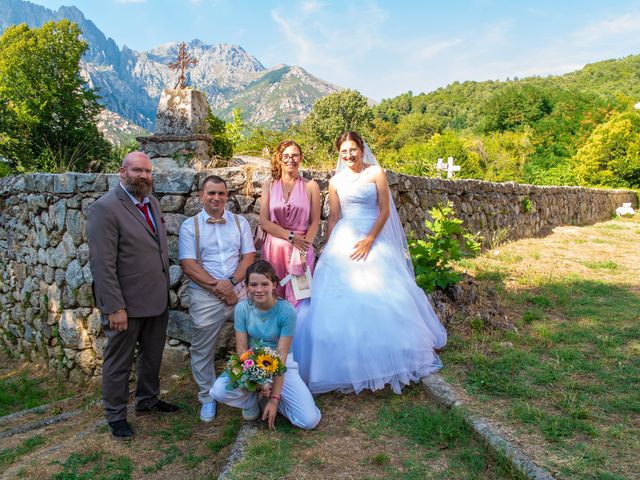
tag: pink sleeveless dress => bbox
[262,178,315,304]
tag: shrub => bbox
[409,202,481,292]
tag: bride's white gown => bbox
[293,179,447,394]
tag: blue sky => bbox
[29,0,640,101]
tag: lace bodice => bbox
[337,182,379,220]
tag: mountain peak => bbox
[57,5,84,20]
[1,0,340,130]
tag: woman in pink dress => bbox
[259,141,321,305]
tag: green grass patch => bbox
[372,389,526,479]
[142,446,181,474]
[365,453,390,466]
[227,425,295,480]
[378,401,471,450]
[581,260,619,270]
[522,308,544,323]
[207,416,242,453]
[51,451,133,480]
[0,372,68,416]
[142,403,211,472]
[0,435,46,468]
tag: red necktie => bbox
[136,203,155,233]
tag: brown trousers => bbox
[101,309,168,422]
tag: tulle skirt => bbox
[293,214,447,394]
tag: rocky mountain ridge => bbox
[0,0,341,131]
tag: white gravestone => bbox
[436,156,461,179]
[615,203,636,216]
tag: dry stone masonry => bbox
[137,89,219,171]
[0,167,636,380]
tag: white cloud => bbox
[574,13,640,44]
[483,19,513,44]
[190,0,204,4]
[413,38,463,61]
[271,10,315,64]
[302,0,327,13]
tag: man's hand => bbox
[108,309,128,331]
[213,279,234,298]
[224,291,239,306]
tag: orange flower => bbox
[239,350,253,362]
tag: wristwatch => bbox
[228,276,238,286]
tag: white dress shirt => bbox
[178,209,255,290]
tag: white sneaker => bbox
[242,401,260,421]
[200,401,216,422]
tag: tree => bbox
[206,110,234,159]
[572,111,640,187]
[298,89,374,163]
[224,108,245,148]
[470,131,532,183]
[393,113,442,148]
[0,20,111,173]
[479,83,553,133]
[380,131,481,179]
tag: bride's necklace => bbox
[347,165,367,183]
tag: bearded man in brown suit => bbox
[87,151,179,440]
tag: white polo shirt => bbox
[178,209,255,290]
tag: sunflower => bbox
[256,354,280,374]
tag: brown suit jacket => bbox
[87,184,170,317]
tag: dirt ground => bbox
[1,361,237,480]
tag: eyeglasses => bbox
[282,154,301,161]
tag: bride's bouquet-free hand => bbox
[225,346,287,392]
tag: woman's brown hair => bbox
[271,140,302,180]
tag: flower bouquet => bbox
[225,346,287,392]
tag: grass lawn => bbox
[0,356,72,416]
[226,387,525,480]
[443,215,640,479]
[2,215,638,479]
[0,361,240,479]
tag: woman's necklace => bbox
[281,176,297,202]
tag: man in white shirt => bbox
[178,175,255,422]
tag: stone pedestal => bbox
[156,89,209,135]
[137,89,222,171]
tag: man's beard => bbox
[123,173,152,198]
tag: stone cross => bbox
[436,156,461,179]
[169,42,198,89]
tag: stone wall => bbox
[0,167,636,380]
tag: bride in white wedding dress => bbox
[293,131,447,394]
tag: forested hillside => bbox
[365,55,640,187]
[237,54,640,188]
